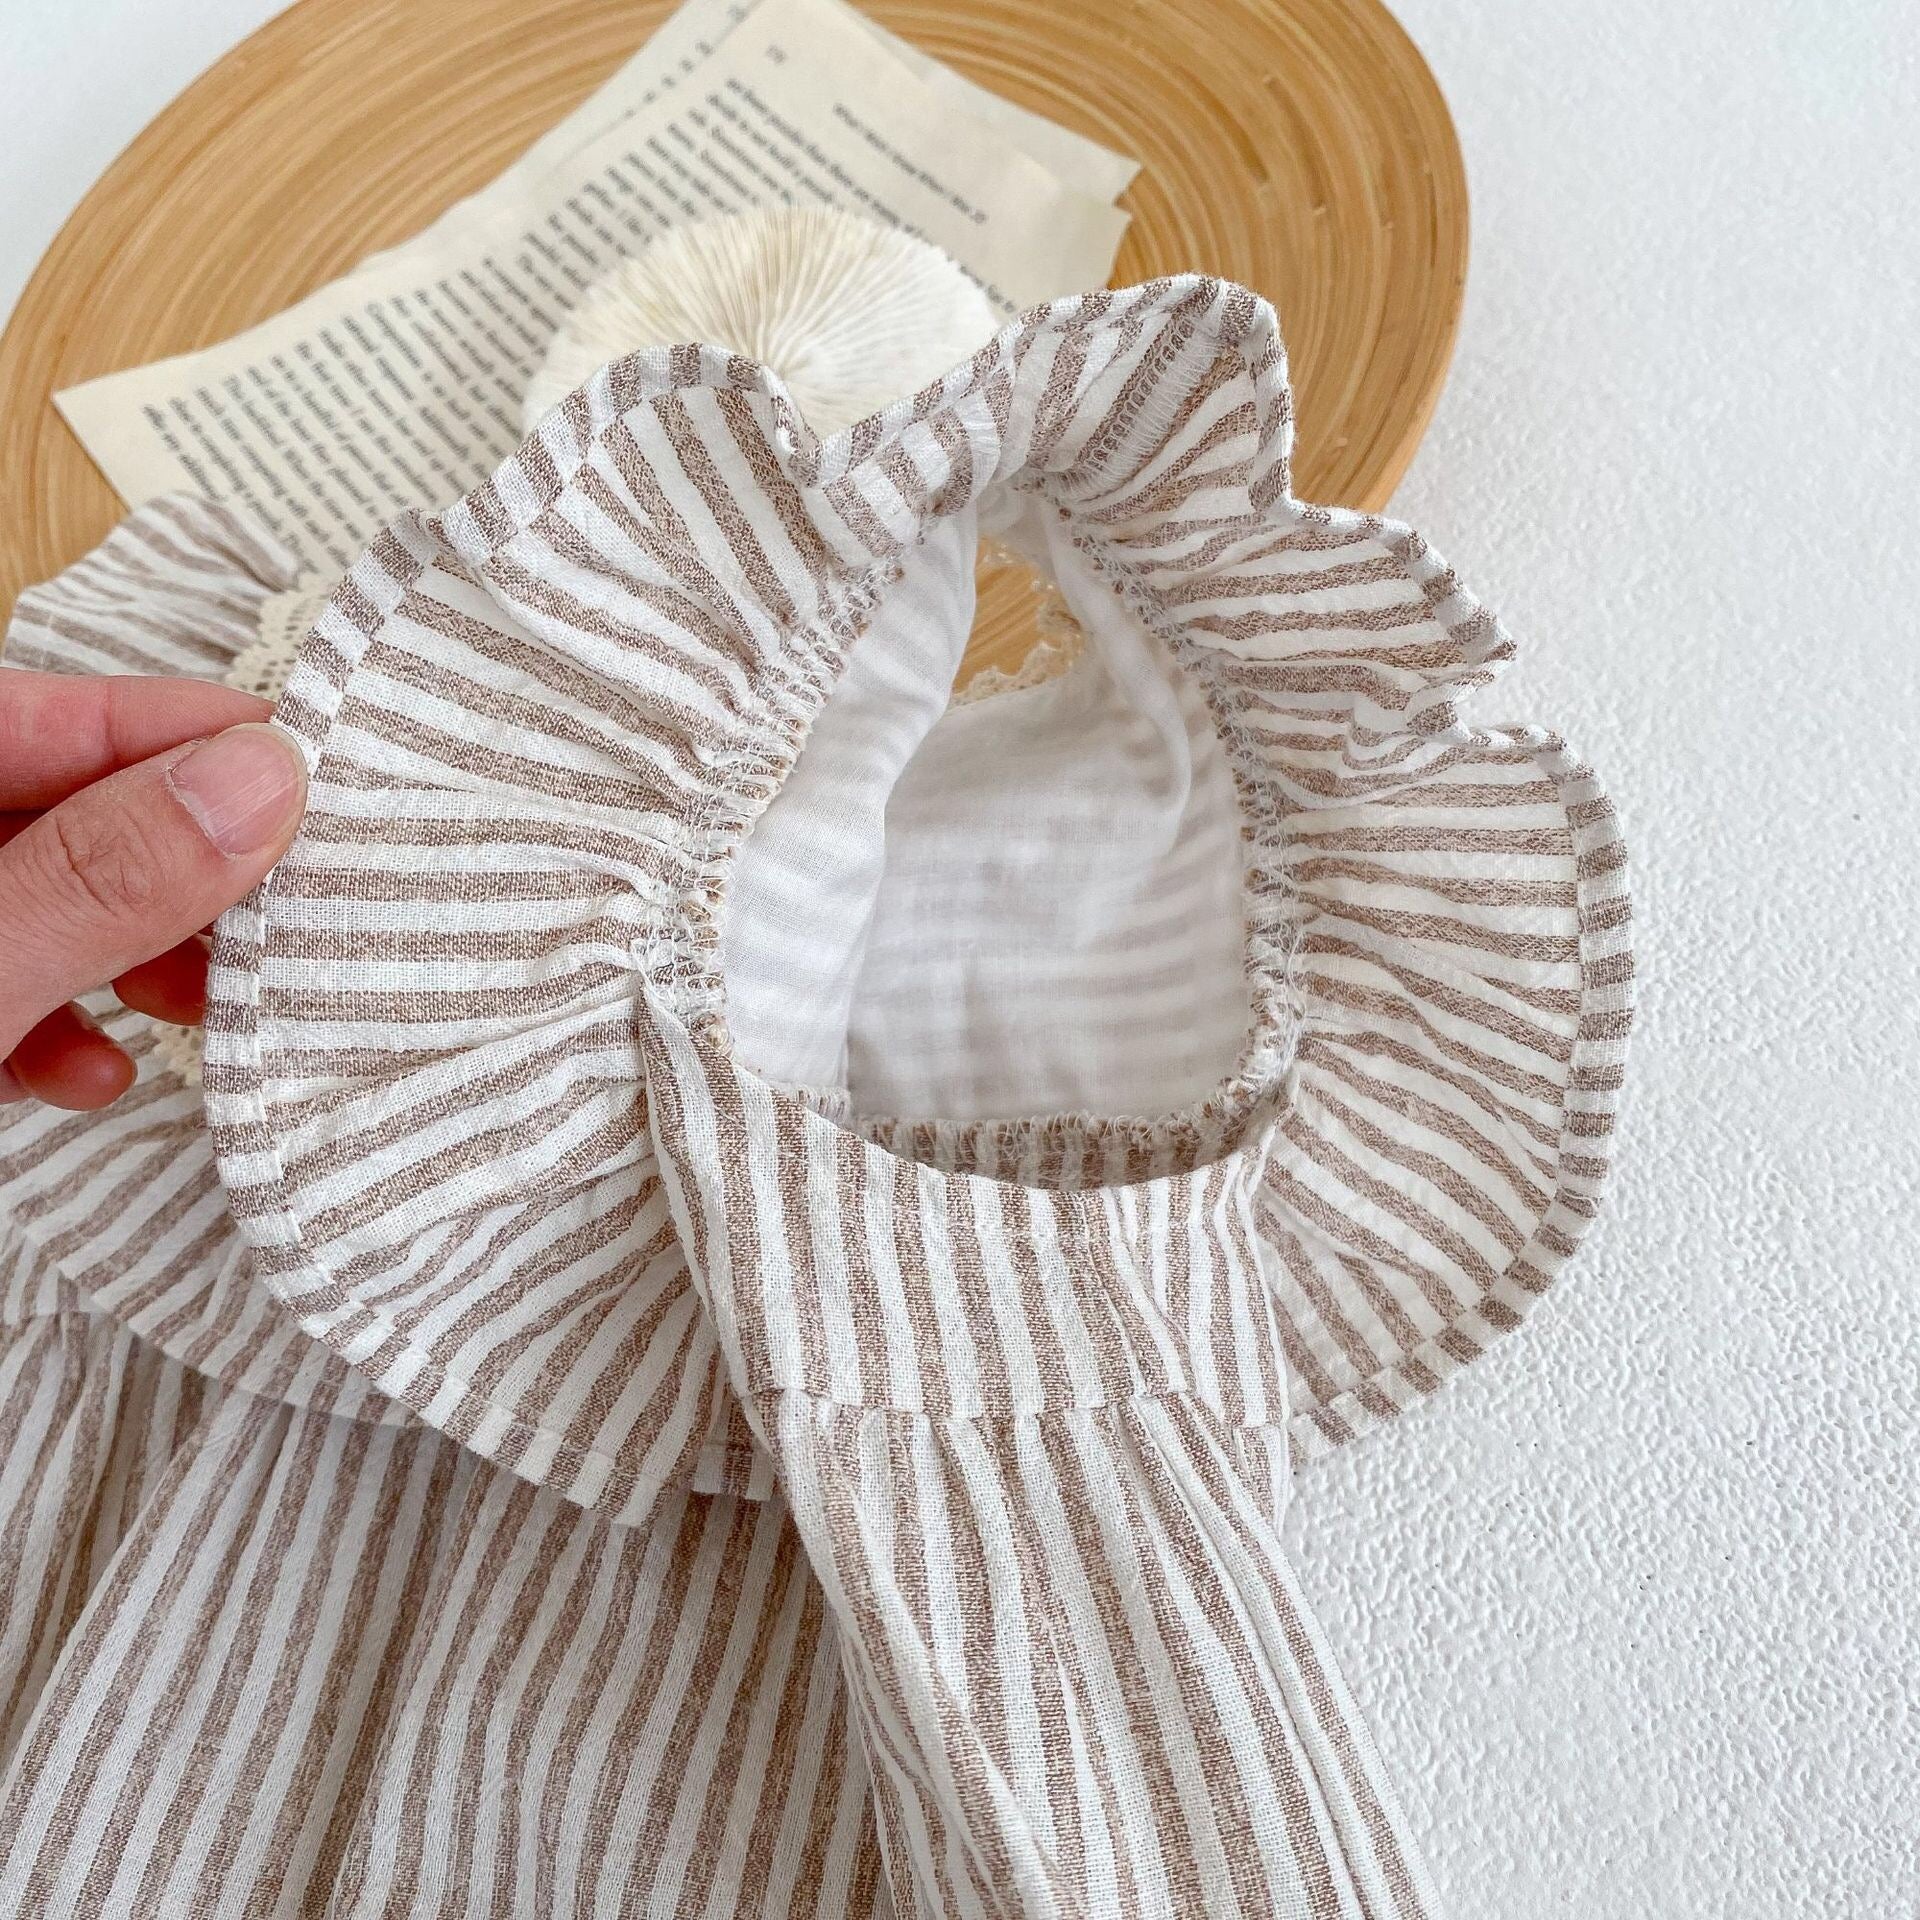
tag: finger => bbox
[4,1003,137,1111]
[0,672,272,811]
[114,933,213,1026]
[0,723,307,1059]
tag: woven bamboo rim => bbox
[0,0,1467,677]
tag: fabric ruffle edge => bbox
[0,276,1633,1517]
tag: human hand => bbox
[1,671,308,1110]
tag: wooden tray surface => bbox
[0,0,1467,672]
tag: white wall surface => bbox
[1326,5,1918,1914]
[3,2,1915,1914]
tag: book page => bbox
[476,0,1139,214]
[54,0,1132,576]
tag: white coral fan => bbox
[521,210,998,437]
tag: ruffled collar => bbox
[0,277,1633,1520]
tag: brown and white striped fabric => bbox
[0,276,1632,1915]
[639,996,1430,1918]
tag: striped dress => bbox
[0,277,1632,1917]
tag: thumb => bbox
[0,723,307,1057]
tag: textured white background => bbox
[3,2,1916,1914]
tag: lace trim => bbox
[224,577,334,704]
[950,539,1085,706]
[151,574,334,1086]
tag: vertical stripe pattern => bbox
[0,1309,883,1917]
[0,275,1632,1913]
[640,994,1438,1917]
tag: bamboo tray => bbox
[0,0,1467,674]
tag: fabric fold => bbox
[637,994,1438,1919]
[0,1315,886,1917]
[0,271,1633,1916]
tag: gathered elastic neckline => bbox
[491,296,1302,1195]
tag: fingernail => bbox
[0,1061,23,1105]
[166,725,307,858]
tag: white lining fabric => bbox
[725,496,1250,1123]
